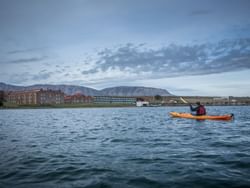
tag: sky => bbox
[0,0,250,96]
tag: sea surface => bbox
[0,106,250,188]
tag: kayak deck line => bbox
[169,112,234,121]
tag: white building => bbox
[136,101,149,107]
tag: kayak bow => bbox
[170,112,233,121]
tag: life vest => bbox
[197,105,206,115]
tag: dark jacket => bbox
[190,104,206,115]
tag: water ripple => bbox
[0,107,250,187]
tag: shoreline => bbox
[0,103,135,109]
[1,103,250,110]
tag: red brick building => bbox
[64,93,93,104]
[8,89,64,105]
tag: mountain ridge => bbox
[0,82,173,96]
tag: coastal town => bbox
[0,88,250,108]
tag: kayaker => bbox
[190,102,206,116]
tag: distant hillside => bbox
[101,86,172,96]
[0,82,100,96]
[0,82,172,96]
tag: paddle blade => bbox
[180,97,188,104]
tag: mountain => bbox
[100,86,172,96]
[0,82,172,96]
[0,82,100,96]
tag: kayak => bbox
[170,112,233,121]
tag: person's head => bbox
[196,101,201,105]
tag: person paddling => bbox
[189,101,206,116]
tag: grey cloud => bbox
[43,63,50,66]
[55,70,63,74]
[82,69,99,74]
[168,87,200,93]
[8,50,31,54]
[8,56,48,64]
[173,88,199,92]
[7,71,53,84]
[9,72,32,85]
[83,38,250,78]
[213,83,250,89]
[7,47,45,54]
[32,71,52,81]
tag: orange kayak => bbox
[170,112,233,121]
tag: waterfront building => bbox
[93,96,136,104]
[64,93,93,104]
[136,101,149,107]
[8,89,64,105]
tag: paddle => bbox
[180,97,189,104]
[180,97,193,113]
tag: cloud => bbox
[211,83,250,89]
[4,70,53,85]
[32,71,52,81]
[81,38,250,80]
[82,69,99,74]
[7,56,48,64]
[7,47,45,54]
[7,72,33,85]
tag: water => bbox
[0,106,250,188]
